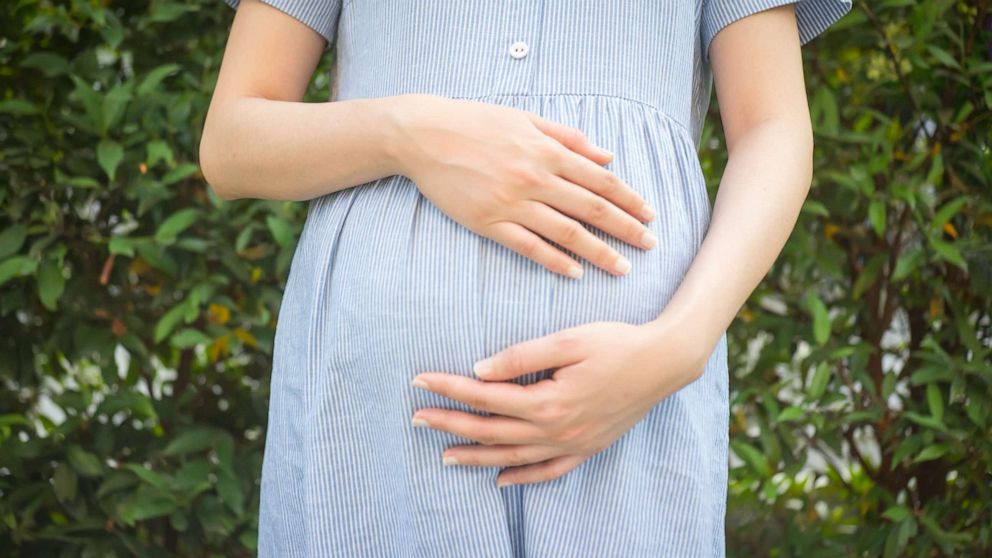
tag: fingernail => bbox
[640,204,656,221]
[412,417,429,427]
[566,264,583,279]
[614,256,631,275]
[410,377,429,389]
[496,478,514,488]
[443,455,459,466]
[640,231,657,249]
[473,358,493,378]
[599,147,613,158]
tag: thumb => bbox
[525,113,614,166]
[473,330,585,382]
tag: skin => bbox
[202,1,814,488]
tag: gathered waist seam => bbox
[447,92,696,147]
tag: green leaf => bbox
[869,199,886,237]
[730,440,771,477]
[66,445,104,477]
[913,444,949,463]
[155,208,202,245]
[776,406,804,422]
[0,224,27,260]
[882,505,911,523]
[123,463,173,491]
[807,361,832,400]
[154,301,190,344]
[217,468,245,517]
[163,427,216,456]
[97,139,124,182]
[0,256,38,287]
[137,64,182,97]
[170,328,212,348]
[930,238,968,270]
[266,216,297,248]
[927,45,960,69]
[36,257,65,311]
[806,291,830,345]
[0,99,39,115]
[52,463,77,502]
[119,485,178,525]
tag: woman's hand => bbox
[408,316,712,487]
[388,93,659,279]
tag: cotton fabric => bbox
[220,1,852,556]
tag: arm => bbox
[649,4,814,359]
[199,0,406,201]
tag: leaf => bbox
[0,256,38,287]
[807,362,832,401]
[170,328,212,348]
[52,463,77,502]
[97,139,124,182]
[0,224,27,260]
[66,445,104,477]
[806,292,831,345]
[36,257,65,311]
[119,485,178,525]
[776,406,804,422]
[0,99,39,115]
[869,199,886,237]
[123,463,172,491]
[930,238,968,270]
[155,208,202,245]
[926,383,944,423]
[137,64,181,96]
[913,444,949,463]
[217,467,245,517]
[927,45,960,69]
[154,300,191,344]
[882,505,911,523]
[266,216,296,248]
[730,440,771,477]
[163,427,216,456]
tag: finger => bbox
[473,329,584,381]
[496,454,586,487]
[516,201,631,276]
[525,113,613,167]
[411,408,546,446]
[443,444,561,468]
[533,175,657,251]
[487,220,584,279]
[553,149,656,223]
[412,372,541,419]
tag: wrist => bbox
[645,309,719,381]
[376,93,430,178]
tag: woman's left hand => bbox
[409,317,712,487]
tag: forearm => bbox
[651,116,814,356]
[199,94,409,201]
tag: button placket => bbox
[495,0,541,95]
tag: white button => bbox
[509,41,529,59]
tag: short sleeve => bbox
[224,0,343,51]
[700,0,852,64]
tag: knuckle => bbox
[466,392,489,411]
[553,331,582,354]
[557,220,583,245]
[553,425,584,445]
[601,173,620,196]
[510,164,540,186]
[586,198,609,222]
[502,346,526,374]
[516,236,539,258]
[476,427,498,446]
[507,448,528,466]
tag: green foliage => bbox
[0,0,337,554]
[0,0,989,556]
[698,1,992,556]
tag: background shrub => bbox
[0,0,988,556]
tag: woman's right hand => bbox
[387,94,658,279]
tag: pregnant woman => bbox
[200,0,851,555]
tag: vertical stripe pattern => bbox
[220,1,852,556]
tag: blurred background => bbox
[1,1,990,556]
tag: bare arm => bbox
[649,4,814,356]
[199,0,405,201]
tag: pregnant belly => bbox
[288,154,709,384]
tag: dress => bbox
[220,1,851,556]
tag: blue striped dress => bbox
[220,1,851,556]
